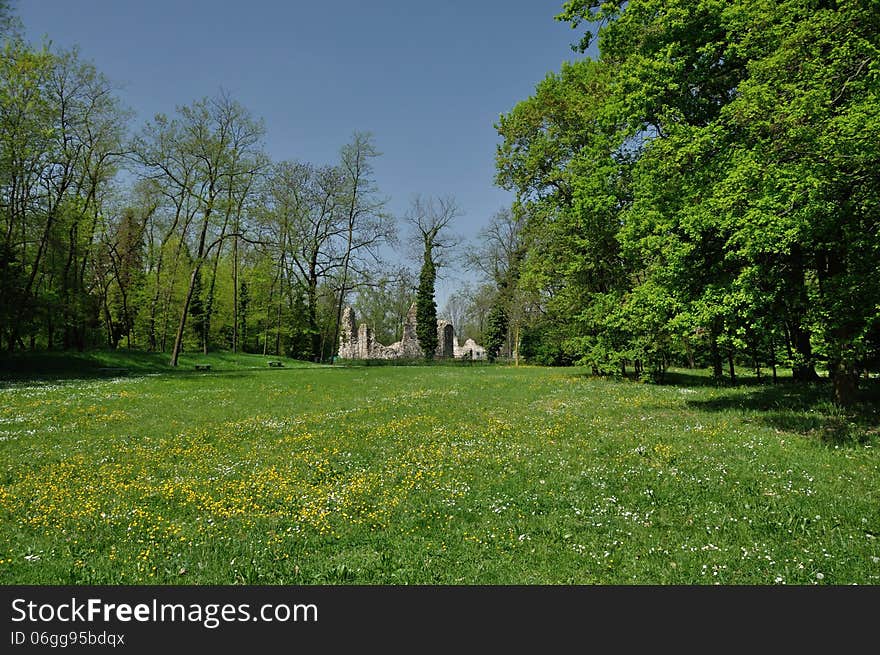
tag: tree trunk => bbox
[232,235,238,353]
[307,276,320,362]
[709,328,723,381]
[684,336,695,369]
[784,247,819,382]
[829,323,859,406]
[11,203,56,351]
[513,322,520,366]
[170,263,202,367]
[160,237,188,353]
[262,285,272,356]
[275,289,284,356]
[790,323,819,382]
[770,336,778,383]
[833,362,858,407]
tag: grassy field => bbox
[1,352,878,584]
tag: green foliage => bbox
[286,290,314,361]
[496,0,880,406]
[519,318,574,366]
[415,251,437,359]
[0,47,392,363]
[0,39,129,352]
[188,268,206,351]
[484,302,507,363]
[353,268,416,345]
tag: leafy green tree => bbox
[104,207,147,349]
[415,249,438,360]
[134,92,265,366]
[496,57,633,371]
[484,302,507,363]
[715,0,880,402]
[0,40,127,351]
[500,0,880,406]
[286,289,313,360]
[0,0,14,34]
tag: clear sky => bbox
[16,0,593,301]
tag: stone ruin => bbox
[453,336,486,361]
[338,303,485,361]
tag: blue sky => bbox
[17,0,593,299]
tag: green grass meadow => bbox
[1,352,878,584]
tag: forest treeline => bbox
[492,0,880,404]
[0,3,474,366]
[2,1,879,405]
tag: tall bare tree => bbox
[468,205,530,364]
[134,92,265,366]
[0,42,127,351]
[405,194,461,358]
[330,132,394,361]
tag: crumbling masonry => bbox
[338,303,485,360]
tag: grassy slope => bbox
[0,352,878,584]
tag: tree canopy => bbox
[0,11,397,365]
[496,0,880,403]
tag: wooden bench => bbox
[268,360,283,368]
[194,364,212,371]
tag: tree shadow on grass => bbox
[0,351,270,385]
[0,368,259,387]
[565,367,785,388]
[0,356,155,384]
[553,366,878,444]
[684,379,880,445]
[659,368,798,389]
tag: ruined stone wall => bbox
[436,320,454,359]
[357,324,373,359]
[338,303,484,361]
[392,303,424,358]
[455,338,486,360]
[338,307,359,359]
